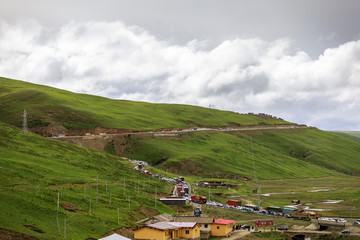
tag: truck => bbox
[291,210,319,220]
[191,195,207,204]
[266,206,282,215]
[183,186,189,194]
[227,200,242,207]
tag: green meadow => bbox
[0,122,175,239]
[125,128,360,178]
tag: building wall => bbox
[211,223,234,237]
[135,225,201,240]
[134,227,168,240]
[179,225,200,239]
[200,223,211,232]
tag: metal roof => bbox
[146,221,197,231]
[98,233,131,240]
[212,219,236,225]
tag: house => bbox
[99,233,131,240]
[134,221,200,240]
[174,216,213,240]
[211,219,236,237]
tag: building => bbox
[134,221,200,240]
[210,219,236,237]
[174,216,213,240]
[159,197,186,206]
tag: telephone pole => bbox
[22,109,28,134]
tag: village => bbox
[94,159,360,240]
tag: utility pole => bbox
[57,191,60,235]
[22,109,28,134]
[123,179,126,198]
[64,219,66,239]
[250,137,261,206]
[109,191,112,205]
[96,176,98,204]
[155,187,157,210]
[209,185,211,202]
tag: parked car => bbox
[341,230,350,234]
[353,221,360,226]
[241,225,250,230]
[278,226,288,231]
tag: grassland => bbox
[0,122,175,239]
[124,128,360,178]
[0,77,287,131]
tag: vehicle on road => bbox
[191,195,207,204]
[341,230,350,234]
[278,226,288,231]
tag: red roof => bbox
[213,219,236,225]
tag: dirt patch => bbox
[139,206,158,217]
[24,226,44,234]
[60,201,80,212]
[114,227,135,239]
[0,228,37,240]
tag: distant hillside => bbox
[0,122,174,239]
[0,77,289,136]
[331,131,360,143]
[123,128,360,178]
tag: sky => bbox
[0,0,360,130]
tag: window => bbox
[217,226,220,229]
[204,224,208,228]
[185,230,189,234]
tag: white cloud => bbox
[0,19,360,130]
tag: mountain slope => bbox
[0,77,288,134]
[0,122,174,239]
[123,128,360,178]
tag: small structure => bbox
[160,197,186,206]
[134,221,200,240]
[211,219,236,237]
[99,233,131,240]
[174,216,213,240]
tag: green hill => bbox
[331,131,360,143]
[0,122,175,239]
[0,77,288,134]
[122,128,360,179]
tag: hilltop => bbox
[0,77,288,136]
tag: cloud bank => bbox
[0,20,359,130]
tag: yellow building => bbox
[210,219,236,237]
[134,221,200,240]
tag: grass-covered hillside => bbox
[0,77,288,133]
[331,131,360,143]
[124,128,360,179]
[0,122,175,239]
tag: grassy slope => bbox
[331,131,360,143]
[0,122,175,239]
[0,77,288,130]
[126,128,360,179]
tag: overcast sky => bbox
[1,0,360,130]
